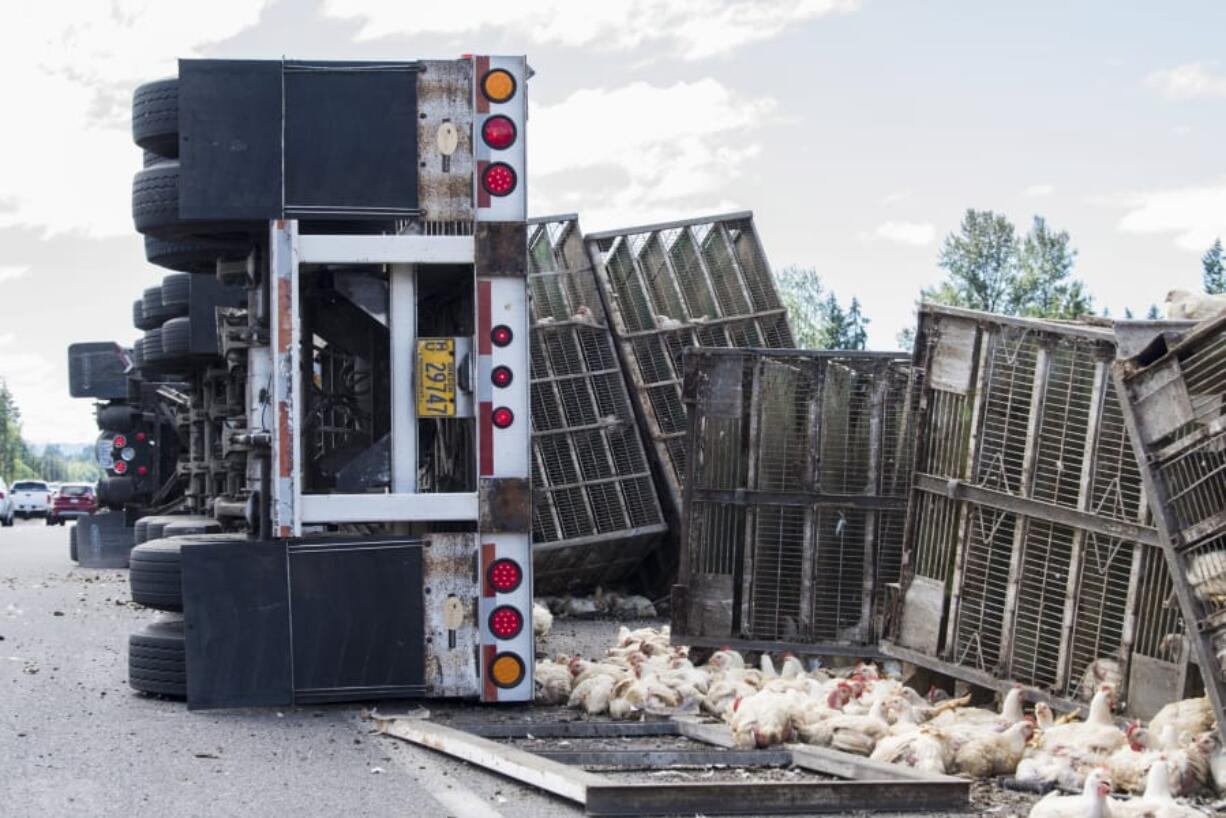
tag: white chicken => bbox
[799,698,891,755]
[1112,758,1207,817]
[1016,745,1097,793]
[608,671,681,720]
[728,689,803,749]
[952,720,1035,778]
[1040,686,1126,756]
[534,658,572,705]
[568,674,616,715]
[871,726,953,775]
[532,600,554,638]
[1148,697,1215,742]
[1028,767,1113,818]
[1165,289,1226,321]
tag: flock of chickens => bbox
[535,625,1223,817]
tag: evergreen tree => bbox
[1204,238,1225,294]
[816,292,849,349]
[1146,304,1161,320]
[844,298,869,350]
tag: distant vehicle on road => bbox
[0,477,13,527]
[47,483,97,526]
[12,480,51,519]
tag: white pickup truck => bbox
[11,480,51,519]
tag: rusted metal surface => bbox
[527,216,668,593]
[673,348,913,653]
[380,716,970,816]
[1114,312,1226,742]
[415,60,474,224]
[476,222,527,275]
[893,305,1196,719]
[585,213,795,527]
[421,533,481,698]
[478,477,531,532]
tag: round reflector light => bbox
[491,325,513,347]
[121,447,136,462]
[490,652,526,689]
[488,558,523,593]
[482,163,517,197]
[113,435,127,449]
[137,466,148,476]
[135,432,146,442]
[481,115,517,150]
[489,605,524,640]
[113,460,127,475]
[491,366,513,388]
[491,406,514,429]
[481,69,516,103]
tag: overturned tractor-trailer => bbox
[75,55,538,708]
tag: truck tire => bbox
[142,284,183,325]
[133,298,158,331]
[132,78,179,159]
[160,273,191,309]
[144,236,249,275]
[69,524,78,561]
[129,538,185,611]
[97,404,140,433]
[133,162,260,243]
[128,618,186,698]
[159,316,192,358]
[96,476,135,506]
[139,328,165,363]
[142,149,170,168]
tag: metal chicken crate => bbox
[888,306,1197,719]
[585,213,795,528]
[528,216,669,594]
[671,348,914,654]
[1114,312,1226,740]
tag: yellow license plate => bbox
[417,338,456,417]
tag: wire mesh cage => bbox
[890,306,1197,719]
[671,348,914,653]
[585,213,795,527]
[1115,313,1226,739]
[527,216,669,594]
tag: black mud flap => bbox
[182,536,427,709]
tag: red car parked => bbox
[47,483,98,525]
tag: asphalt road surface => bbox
[0,520,583,818]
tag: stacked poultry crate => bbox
[889,306,1195,719]
[672,348,914,654]
[1114,313,1226,739]
[585,213,795,528]
[527,216,668,593]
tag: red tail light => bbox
[113,461,127,475]
[491,325,513,347]
[113,435,127,448]
[481,163,517,197]
[489,605,524,639]
[491,406,514,428]
[491,366,513,388]
[137,466,148,476]
[487,558,523,593]
[481,115,516,150]
[135,432,146,442]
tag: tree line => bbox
[0,378,99,484]
[775,207,1225,351]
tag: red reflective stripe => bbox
[477,159,490,208]
[481,542,496,598]
[479,401,493,476]
[482,643,496,701]
[475,56,490,114]
[477,281,492,353]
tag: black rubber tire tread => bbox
[160,316,191,357]
[132,79,179,159]
[133,298,158,331]
[140,328,164,362]
[142,283,184,323]
[129,534,245,612]
[69,525,78,561]
[128,618,186,698]
[97,405,139,433]
[142,149,170,168]
[144,236,246,275]
[96,475,135,507]
[132,163,181,238]
[160,273,191,308]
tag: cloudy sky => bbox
[1,0,1224,443]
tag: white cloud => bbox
[868,221,935,246]
[0,265,30,283]
[323,0,858,60]
[1024,184,1055,197]
[879,190,912,205]
[1144,62,1226,100]
[0,2,267,237]
[1114,181,1226,252]
[529,79,775,230]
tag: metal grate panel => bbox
[587,213,795,525]
[674,348,913,652]
[895,306,1194,719]
[527,216,667,593]
[1115,313,1226,740]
